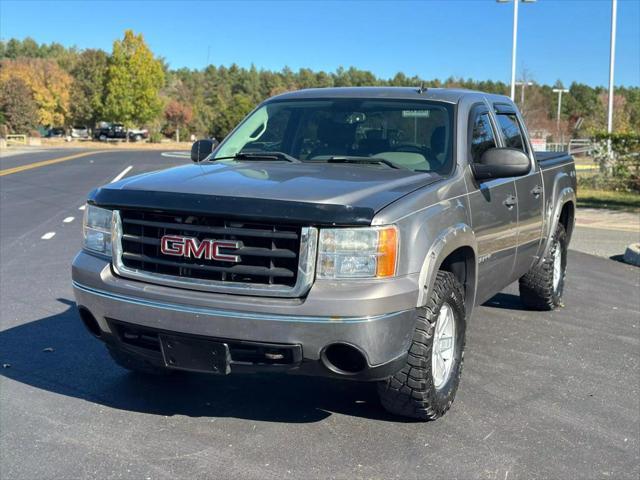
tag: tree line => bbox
[1,32,638,142]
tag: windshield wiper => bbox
[319,156,406,170]
[210,151,300,163]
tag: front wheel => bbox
[519,223,567,310]
[378,271,466,420]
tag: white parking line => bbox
[63,216,75,223]
[161,151,190,159]
[78,205,86,210]
[41,232,56,240]
[110,165,133,183]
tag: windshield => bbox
[213,99,454,173]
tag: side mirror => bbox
[191,139,216,162]
[473,147,530,181]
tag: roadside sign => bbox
[530,137,547,152]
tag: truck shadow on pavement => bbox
[2,295,529,422]
[0,299,411,423]
[482,292,528,311]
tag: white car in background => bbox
[71,126,90,140]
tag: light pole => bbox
[607,0,617,134]
[553,88,569,145]
[497,0,537,101]
[515,80,533,108]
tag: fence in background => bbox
[544,139,594,155]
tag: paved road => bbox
[1,150,638,480]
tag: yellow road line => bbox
[575,164,596,171]
[0,150,109,177]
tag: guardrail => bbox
[568,139,594,156]
[545,139,594,156]
[545,143,567,153]
[6,134,27,145]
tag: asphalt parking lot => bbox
[1,149,638,480]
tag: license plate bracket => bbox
[159,334,231,374]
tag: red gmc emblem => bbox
[160,235,242,262]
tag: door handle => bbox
[503,195,517,209]
[531,185,543,197]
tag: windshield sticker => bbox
[402,110,431,118]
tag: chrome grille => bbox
[112,209,318,297]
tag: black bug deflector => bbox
[88,160,442,226]
[89,188,376,226]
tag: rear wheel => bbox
[107,345,172,376]
[377,271,466,420]
[519,223,567,310]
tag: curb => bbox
[623,243,640,267]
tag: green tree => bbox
[0,38,79,71]
[620,87,640,132]
[70,49,109,126]
[564,82,604,134]
[103,30,165,131]
[212,93,253,139]
[0,77,39,133]
[9,34,639,140]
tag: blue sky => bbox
[1,0,638,87]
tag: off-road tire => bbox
[107,345,171,376]
[377,271,466,420]
[519,223,567,310]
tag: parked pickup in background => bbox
[72,87,576,420]
[94,123,127,141]
[128,128,149,142]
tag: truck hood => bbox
[90,161,442,226]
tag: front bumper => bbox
[72,251,420,380]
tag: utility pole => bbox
[497,0,537,101]
[553,88,569,146]
[607,0,617,134]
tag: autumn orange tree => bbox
[164,100,193,142]
[0,58,72,127]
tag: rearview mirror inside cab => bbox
[473,147,530,181]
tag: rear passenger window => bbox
[496,113,527,153]
[470,113,496,163]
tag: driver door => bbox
[466,104,519,304]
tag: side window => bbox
[470,112,497,163]
[496,113,527,153]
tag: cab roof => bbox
[268,86,511,105]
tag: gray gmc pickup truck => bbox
[72,87,576,420]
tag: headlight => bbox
[317,226,398,279]
[82,204,113,257]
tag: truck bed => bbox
[535,151,572,165]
